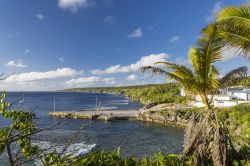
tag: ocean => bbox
[0,92,184,164]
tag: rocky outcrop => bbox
[136,104,190,127]
[137,112,188,127]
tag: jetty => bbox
[49,110,140,121]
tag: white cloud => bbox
[5,68,82,83]
[175,56,190,65]
[169,35,180,43]
[59,57,64,62]
[5,60,27,68]
[58,0,95,12]
[7,31,20,38]
[126,74,137,81]
[128,27,143,38]
[36,14,45,20]
[91,53,169,75]
[65,76,116,86]
[206,2,222,22]
[24,49,30,54]
[104,15,115,24]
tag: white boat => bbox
[19,94,25,104]
[53,99,56,112]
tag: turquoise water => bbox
[0,92,184,164]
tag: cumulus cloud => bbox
[104,15,116,24]
[36,14,45,20]
[91,53,169,75]
[126,74,137,81]
[58,0,95,12]
[206,2,222,22]
[175,56,190,65]
[169,35,180,43]
[65,76,116,86]
[5,60,27,68]
[128,27,143,38]
[5,68,83,83]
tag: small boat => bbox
[53,99,56,112]
[19,94,25,104]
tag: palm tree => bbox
[140,24,247,165]
[141,24,247,109]
[216,4,250,56]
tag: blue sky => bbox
[0,0,248,91]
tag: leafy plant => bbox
[139,21,248,166]
[0,92,39,165]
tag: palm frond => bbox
[139,64,200,96]
[139,66,169,76]
[154,61,194,78]
[220,66,248,88]
[216,4,250,56]
[189,24,223,93]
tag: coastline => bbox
[52,90,189,128]
[49,107,188,128]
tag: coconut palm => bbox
[216,4,250,56]
[140,24,247,166]
[141,24,247,109]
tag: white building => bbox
[181,88,250,108]
[229,89,250,101]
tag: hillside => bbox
[63,83,191,105]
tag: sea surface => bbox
[0,92,184,165]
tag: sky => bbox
[0,0,249,91]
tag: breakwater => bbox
[49,107,188,128]
[49,110,139,121]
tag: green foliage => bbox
[41,151,74,166]
[64,83,190,105]
[216,104,250,150]
[0,91,39,160]
[0,91,75,165]
[75,149,183,166]
[216,4,250,56]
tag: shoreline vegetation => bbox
[62,84,250,163]
[60,83,190,127]
[1,3,249,165]
[62,84,250,143]
[63,83,191,106]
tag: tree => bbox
[0,90,91,165]
[216,4,250,57]
[140,24,247,166]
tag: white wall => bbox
[233,92,247,100]
[195,95,231,102]
[193,100,238,108]
[193,101,205,107]
[213,100,238,107]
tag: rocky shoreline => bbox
[136,103,190,127]
[49,103,190,128]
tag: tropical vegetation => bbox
[65,83,190,106]
[139,3,250,166]
[0,3,249,166]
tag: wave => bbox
[33,141,96,165]
[34,140,96,157]
[99,106,118,110]
[114,102,129,105]
[83,106,118,111]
